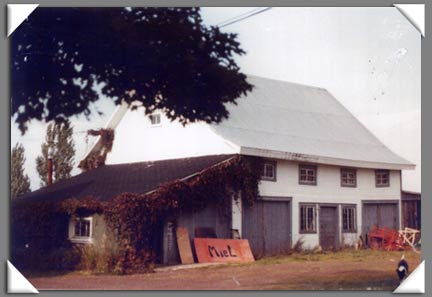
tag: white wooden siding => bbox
[105,107,239,164]
[258,160,401,249]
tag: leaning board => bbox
[176,227,194,264]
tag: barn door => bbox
[242,199,291,258]
[263,200,292,255]
[362,201,399,236]
[319,206,339,250]
[242,201,265,257]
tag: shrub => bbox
[293,237,305,253]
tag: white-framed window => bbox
[69,216,93,243]
[299,164,317,185]
[149,113,161,126]
[261,161,276,181]
[342,205,357,232]
[375,169,390,187]
[299,204,316,233]
[341,168,357,187]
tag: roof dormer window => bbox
[149,113,161,126]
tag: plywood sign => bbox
[194,238,255,263]
[176,227,194,264]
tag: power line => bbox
[216,7,265,26]
[217,7,272,28]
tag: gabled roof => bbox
[18,154,236,202]
[80,75,414,170]
[210,76,414,170]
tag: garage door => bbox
[242,199,291,258]
[362,201,399,235]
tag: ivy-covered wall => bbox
[11,155,263,274]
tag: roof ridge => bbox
[246,74,327,90]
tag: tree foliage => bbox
[11,7,253,133]
[36,120,75,187]
[11,143,31,198]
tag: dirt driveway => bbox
[27,250,421,291]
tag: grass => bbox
[194,248,421,271]
[254,248,420,265]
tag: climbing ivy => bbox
[78,128,115,171]
[11,155,263,273]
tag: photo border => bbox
[1,0,429,296]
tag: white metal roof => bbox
[210,76,414,170]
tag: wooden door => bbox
[319,206,338,250]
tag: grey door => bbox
[242,199,291,258]
[362,202,399,235]
[319,206,339,250]
[242,201,265,257]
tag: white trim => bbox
[240,146,415,170]
[78,101,129,166]
[231,192,242,238]
[69,216,94,244]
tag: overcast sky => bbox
[11,7,421,192]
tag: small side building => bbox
[401,190,421,230]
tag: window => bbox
[261,161,276,181]
[375,170,390,187]
[70,217,93,243]
[299,164,317,185]
[300,204,316,233]
[342,205,357,232]
[149,113,161,126]
[341,168,357,187]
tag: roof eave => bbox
[240,147,415,170]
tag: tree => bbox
[11,7,253,133]
[36,120,75,187]
[11,143,31,198]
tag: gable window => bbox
[300,204,316,233]
[341,168,357,187]
[299,164,317,185]
[375,170,390,187]
[149,113,161,126]
[342,205,357,232]
[261,161,276,181]
[70,217,93,243]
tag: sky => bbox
[11,7,421,192]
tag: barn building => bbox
[18,76,415,264]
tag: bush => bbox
[11,244,80,272]
[293,237,305,253]
[75,234,120,274]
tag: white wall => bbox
[105,107,239,164]
[258,160,401,249]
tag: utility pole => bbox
[47,146,54,186]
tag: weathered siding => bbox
[242,199,291,258]
[401,191,421,230]
[164,201,231,264]
[361,201,400,235]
